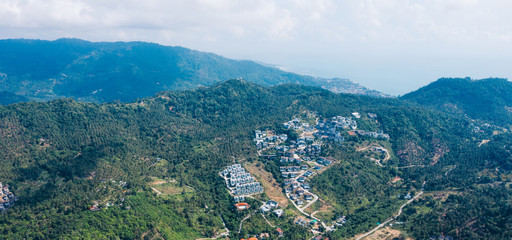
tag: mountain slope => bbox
[0,91,29,105]
[0,80,510,239]
[401,77,512,125]
[0,38,386,103]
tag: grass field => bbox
[150,178,193,195]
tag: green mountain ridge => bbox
[401,77,512,126]
[0,38,388,104]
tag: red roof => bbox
[235,202,250,210]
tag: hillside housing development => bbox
[220,164,264,201]
[254,112,391,233]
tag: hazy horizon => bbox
[1,0,511,95]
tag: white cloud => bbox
[2,0,510,43]
[0,0,511,94]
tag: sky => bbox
[1,0,511,95]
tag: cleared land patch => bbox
[151,178,192,195]
[306,198,336,221]
[245,161,289,208]
[354,227,410,240]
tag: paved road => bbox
[151,187,162,195]
[354,189,424,240]
[287,191,331,231]
[196,217,229,240]
[380,147,391,161]
[396,165,426,169]
[282,154,337,232]
[217,217,230,239]
[299,190,319,211]
[357,145,390,166]
[238,210,256,234]
[261,212,275,227]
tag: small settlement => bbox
[0,182,17,212]
[261,117,343,199]
[227,111,390,238]
[89,179,128,211]
[254,112,390,232]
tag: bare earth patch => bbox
[478,139,490,147]
[353,227,411,240]
[150,177,176,185]
[245,161,289,207]
[305,198,336,221]
[151,180,167,185]
[391,176,403,183]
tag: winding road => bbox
[354,182,426,240]
[261,212,275,227]
[299,190,319,211]
[357,145,390,167]
[151,187,162,195]
[238,210,257,234]
[196,217,229,240]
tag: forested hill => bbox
[0,91,28,105]
[401,77,512,126]
[0,38,386,104]
[0,80,510,239]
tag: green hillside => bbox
[401,78,512,126]
[0,80,510,239]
